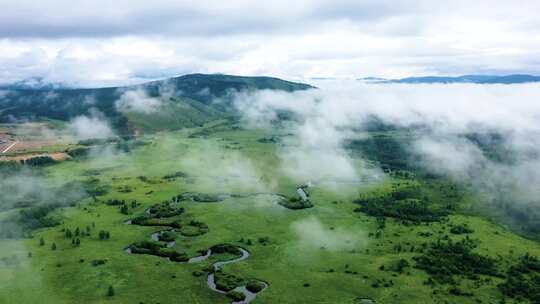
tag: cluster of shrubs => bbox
[129,240,188,262]
[370,277,395,288]
[65,226,92,238]
[170,192,225,203]
[117,185,133,193]
[193,194,224,203]
[162,171,188,180]
[65,146,90,158]
[83,178,111,196]
[238,238,254,246]
[90,259,107,266]
[77,138,118,146]
[98,230,111,240]
[278,196,313,210]
[64,226,94,247]
[386,258,410,274]
[131,216,181,227]
[0,155,56,167]
[157,230,176,242]
[179,220,209,236]
[19,204,62,228]
[23,156,56,166]
[246,280,266,293]
[449,224,474,235]
[257,136,279,144]
[129,203,185,227]
[106,199,126,206]
[106,199,138,215]
[214,270,243,291]
[122,201,138,214]
[210,244,243,256]
[147,203,185,218]
[226,290,245,302]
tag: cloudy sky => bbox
[1,0,539,87]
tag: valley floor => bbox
[1,124,539,304]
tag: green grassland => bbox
[1,123,540,304]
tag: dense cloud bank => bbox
[234,81,540,207]
[2,1,540,86]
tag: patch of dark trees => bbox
[147,203,185,218]
[128,201,185,227]
[130,216,181,227]
[77,138,119,146]
[179,220,209,237]
[162,171,188,180]
[127,240,188,262]
[246,280,266,293]
[449,224,474,235]
[210,243,243,256]
[0,156,57,167]
[278,196,314,210]
[498,253,540,303]
[346,133,419,173]
[226,290,246,301]
[0,180,87,238]
[157,230,176,242]
[83,178,111,196]
[354,195,448,223]
[257,136,280,144]
[214,270,243,292]
[413,238,500,285]
[192,194,225,203]
[65,146,90,158]
[173,192,225,203]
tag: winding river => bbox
[123,187,310,302]
[125,219,267,303]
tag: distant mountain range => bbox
[359,74,540,84]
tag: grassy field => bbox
[1,124,540,304]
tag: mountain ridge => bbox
[359,74,540,84]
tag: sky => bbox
[1,0,539,87]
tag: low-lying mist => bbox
[0,167,87,238]
[233,81,540,236]
[292,216,367,251]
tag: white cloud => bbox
[0,1,539,86]
[292,216,367,251]
[234,80,540,202]
[116,89,162,114]
[67,112,114,139]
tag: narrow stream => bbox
[203,248,268,304]
[125,218,267,303]
[122,187,315,302]
[150,230,176,248]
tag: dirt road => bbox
[1,141,17,154]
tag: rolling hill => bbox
[0,74,314,133]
